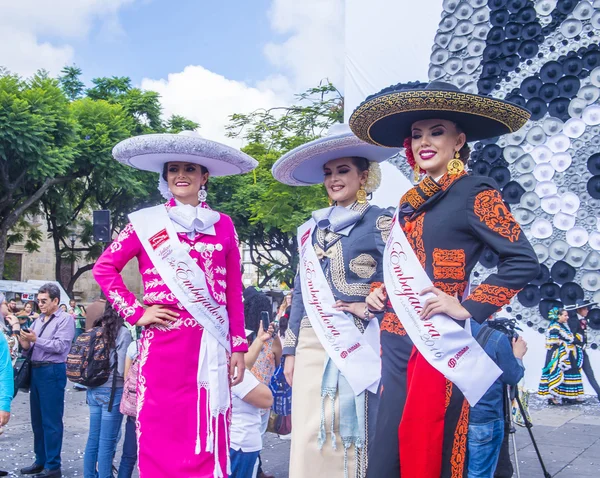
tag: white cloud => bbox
[264,0,345,90]
[0,0,133,76]
[141,66,286,147]
[0,27,74,79]
[140,0,347,146]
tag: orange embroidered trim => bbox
[381,312,407,336]
[370,282,383,293]
[450,399,470,478]
[438,170,467,190]
[420,176,440,197]
[445,379,452,410]
[405,214,426,268]
[402,188,426,210]
[468,284,519,307]
[432,248,466,280]
[474,189,522,243]
[434,281,468,298]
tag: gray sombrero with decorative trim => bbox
[112,131,258,177]
[271,123,400,187]
[349,81,531,147]
[564,299,598,311]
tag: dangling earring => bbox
[413,163,421,183]
[198,185,207,203]
[328,198,333,207]
[356,185,367,204]
[447,151,464,176]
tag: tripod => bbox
[506,386,552,478]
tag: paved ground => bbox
[1,388,598,477]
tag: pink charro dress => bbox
[93,199,248,477]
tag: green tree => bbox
[58,65,85,101]
[41,97,136,294]
[42,69,199,294]
[0,72,77,278]
[216,82,342,286]
[167,114,200,133]
[87,76,163,134]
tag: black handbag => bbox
[13,356,31,397]
[13,315,55,397]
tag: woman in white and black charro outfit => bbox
[271,124,400,478]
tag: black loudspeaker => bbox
[93,210,111,243]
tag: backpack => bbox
[66,326,114,387]
[120,343,139,417]
[270,356,292,416]
[267,357,293,436]
[474,324,496,350]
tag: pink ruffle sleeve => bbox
[93,224,145,326]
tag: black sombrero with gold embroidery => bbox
[349,81,531,147]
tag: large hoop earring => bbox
[198,185,207,203]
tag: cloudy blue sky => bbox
[57,0,276,85]
[0,0,438,147]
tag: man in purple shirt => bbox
[10,283,74,478]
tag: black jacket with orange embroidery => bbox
[397,171,539,323]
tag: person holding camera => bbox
[229,327,274,478]
[242,286,281,478]
[8,283,75,478]
[468,318,527,478]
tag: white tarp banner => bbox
[344,1,441,206]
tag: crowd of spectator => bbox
[0,284,292,478]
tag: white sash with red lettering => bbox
[297,219,381,395]
[384,212,501,405]
[130,205,231,475]
[130,205,230,351]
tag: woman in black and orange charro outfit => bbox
[349,81,540,478]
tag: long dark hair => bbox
[93,303,123,349]
[243,287,271,335]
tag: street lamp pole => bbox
[69,233,77,280]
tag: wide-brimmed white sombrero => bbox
[112,131,258,177]
[271,123,400,186]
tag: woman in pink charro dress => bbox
[93,131,258,477]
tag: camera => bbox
[261,311,270,332]
[487,317,521,341]
[261,311,279,337]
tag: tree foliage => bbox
[42,69,198,294]
[1,67,198,295]
[0,72,78,278]
[58,65,85,101]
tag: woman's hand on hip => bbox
[284,355,295,387]
[366,285,387,312]
[230,352,245,386]
[136,305,180,328]
[419,286,471,321]
[334,300,370,319]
